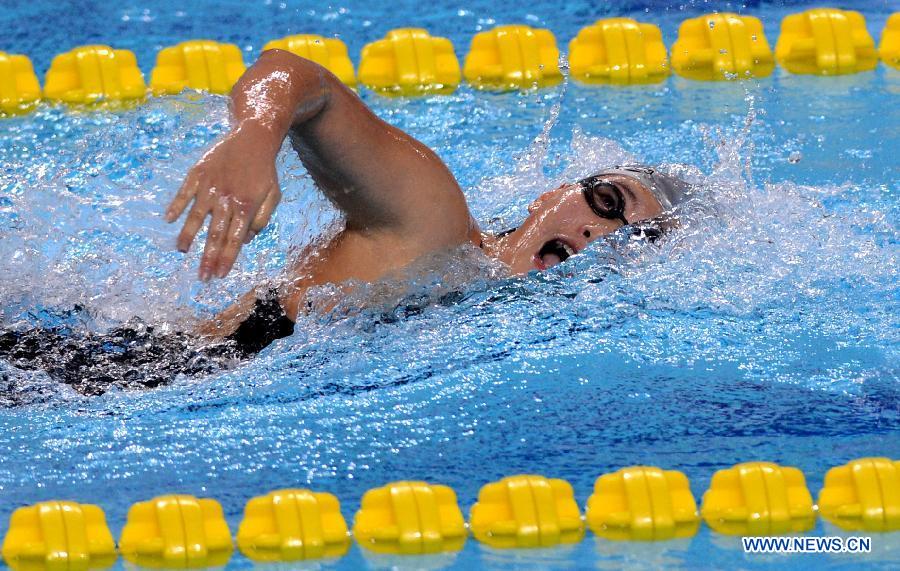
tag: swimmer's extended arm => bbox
[167,49,472,281]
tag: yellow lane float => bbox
[775,8,877,75]
[586,466,699,541]
[2,459,900,568]
[701,462,815,536]
[0,52,41,114]
[358,28,460,95]
[569,18,669,84]
[470,474,583,548]
[119,495,233,568]
[237,488,350,561]
[818,457,900,532]
[2,9,898,120]
[463,25,561,90]
[352,481,466,555]
[263,35,356,85]
[880,13,900,69]
[44,45,145,104]
[1,501,116,571]
[671,13,773,80]
[150,40,246,95]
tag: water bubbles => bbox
[0,9,894,571]
[0,94,331,335]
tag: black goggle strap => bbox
[629,214,675,244]
[630,225,662,243]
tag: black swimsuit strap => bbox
[226,289,295,355]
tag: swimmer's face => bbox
[497,173,664,274]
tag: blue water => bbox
[1,0,899,569]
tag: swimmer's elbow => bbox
[251,48,336,91]
[257,48,315,73]
[230,48,336,129]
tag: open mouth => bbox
[535,238,577,270]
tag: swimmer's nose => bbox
[528,188,564,214]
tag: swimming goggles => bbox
[579,175,630,226]
[492,174,665,243]
[579,174,662,243]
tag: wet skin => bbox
[167,51,662,336]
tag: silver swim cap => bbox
[601,164,692,212]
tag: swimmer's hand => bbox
[165,48,331,281]
[166,121,281,281]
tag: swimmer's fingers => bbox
[166,170,201,223]
[200,197,232,281]
[176,191,213,253]
[216,215,251,278]
[250,186,282,234]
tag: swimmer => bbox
[0,50,691,399]
[170,50,691,352]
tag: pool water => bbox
[1,0,899,568]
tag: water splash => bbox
[0,7,896,570]
[0,82,896,409]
